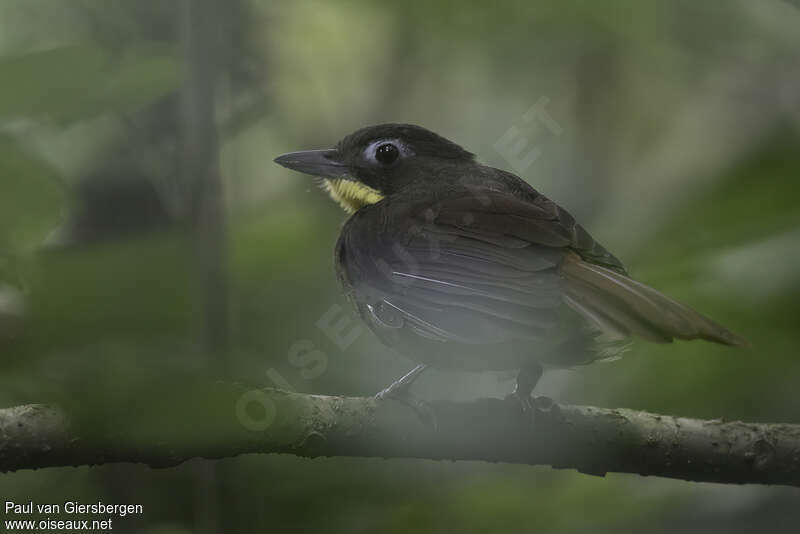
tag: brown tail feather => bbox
[561,255,747,346]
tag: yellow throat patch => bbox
[322,178,384,213]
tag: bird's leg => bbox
[375,364,427,401]
[375,364,436,430]
[508,362,544,415]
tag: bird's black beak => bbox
[273,149,348,179]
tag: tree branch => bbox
[1,386,799,487]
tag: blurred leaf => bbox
[95,53,178,114]
[0,44,178,123]
[0,45,109,119]
[629,132,800,275]
[25,233,192,352]
[0,135,64,252]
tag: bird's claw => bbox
[506,392,560,427]
[374,385,400,402]
[375,387,438,432]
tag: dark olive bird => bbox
[275,124,745,408]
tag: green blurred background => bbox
[1,0,799,532]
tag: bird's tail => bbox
[561,255,747,346]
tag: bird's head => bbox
[274,123,474,213]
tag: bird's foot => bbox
[375,386,437,432]
[505,392,560,427]
[375,364,426,401]
[507,389,534,413]
[375,381,409,402]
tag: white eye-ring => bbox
[364,139,413,165]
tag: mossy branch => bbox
[1,385,799,487]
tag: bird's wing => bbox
[339,187,745,348]
[338,188,614,345]
[430,188,626,273]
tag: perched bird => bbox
[274,124,745,409]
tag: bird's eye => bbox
[375,143,399,165]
